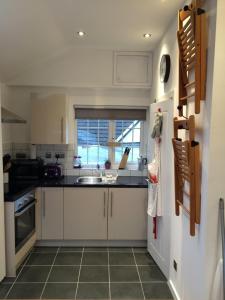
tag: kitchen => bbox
[0,1,225,300]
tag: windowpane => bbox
[87,146,98,164]
[115,120,141,163]
[78,146,88,165]
[77,119,109,165]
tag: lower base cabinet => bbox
[37,187,147,241]
[64,188,108,240]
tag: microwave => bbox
[9,159,44,191]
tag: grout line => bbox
[24,264,156,267]
[4,250,33,299]
[132,248,146,300]
[74,247,84,300]
[39,247,60,299]
[108,248,111,300]
[6,280,166,284]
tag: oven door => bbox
[15,200,36,252]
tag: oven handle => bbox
[15,200,36,217]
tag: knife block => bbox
[118,153,129,169]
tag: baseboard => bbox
[36,240,147,247]
[168,280,181,300]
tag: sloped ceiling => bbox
[0,0,183,83]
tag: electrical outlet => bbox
[173,260,177,272]
[45,152,52,159]
[55,152,65,159]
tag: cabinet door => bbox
[108,188,147,240]
[64,188,108,240]
[31,94,68,144]
[113,51,152,87]
[41,188,63,240]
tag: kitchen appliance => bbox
[43,163,63,179]
[9,159,44,183]
[138,156,147,171]
[14,190,36,252]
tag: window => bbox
[77,119,143,166]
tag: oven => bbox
[14,191,36,252]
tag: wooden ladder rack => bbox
[177,0,207,115]
[172,115,201,236]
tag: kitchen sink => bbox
[76,176,103,184]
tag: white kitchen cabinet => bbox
[113,51,152,87]
[108,188,147,240]
[31,94,69,144]
[41,188,63,240]
[64,188,108,240]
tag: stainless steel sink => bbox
[76,176,103,184]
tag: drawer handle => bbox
[111,191,113,217]
[104,191,106,217]
[43,191,46,218]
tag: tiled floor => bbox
[0,247,173,299]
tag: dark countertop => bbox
[4,176,148,202]
[41,176,148,188]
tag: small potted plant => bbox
[104,159,111,170]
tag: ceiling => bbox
[0,0,183,82]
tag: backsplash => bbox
[2,142,147,177]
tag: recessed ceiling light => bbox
[143,33,151,39]
[77,31,86,37]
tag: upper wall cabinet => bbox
[113,51,152,88]
[31,94,69,144]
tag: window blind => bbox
[74,108,147,121]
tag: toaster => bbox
[43,163,64,179]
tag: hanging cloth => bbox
[147,141,162,217]
[147,110,163,239]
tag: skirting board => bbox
[168,280,181,300]
[36,240,147,247]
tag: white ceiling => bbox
[0,0,183,82]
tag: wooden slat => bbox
[194,143,201,224]
[186,60,196,71]
[183,55,195,67]
[177,200,190,215]
[180,26,193,41]
[195,13,202,114]
[182,17,192,31]
[181,33,195,48]
[184,47,196,61]
[200,12,207,100]
[183,41,195,56]
[189,144,196,236]
[185,81,195,88]
[180,92,195,101]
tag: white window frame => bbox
[75,119,146,169]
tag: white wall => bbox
[2,86,150,145]
[149,1,218,299]
[205,0,225,297]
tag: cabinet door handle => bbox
[43,191,46,218]
[61,117,64,143]
[110,191,113,217]
[103,191,106,217]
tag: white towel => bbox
[147,142,162,217]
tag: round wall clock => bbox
[160,54,171,83]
